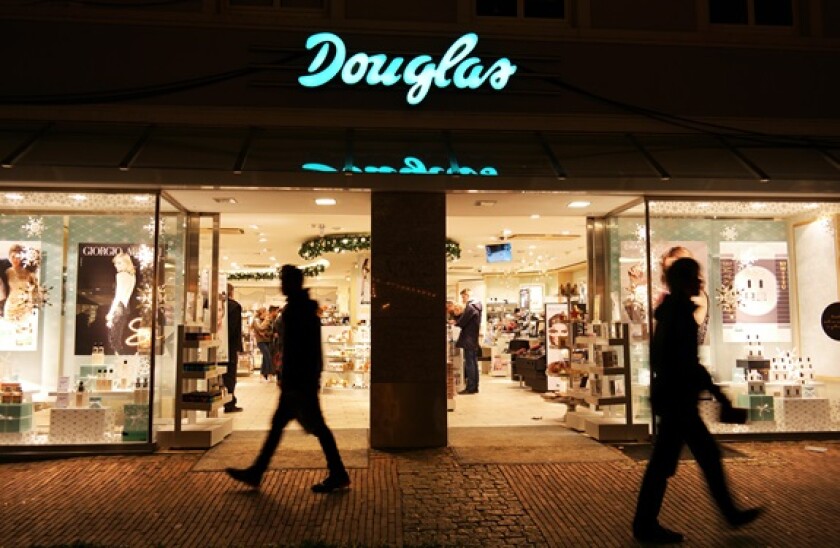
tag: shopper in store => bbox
[633,258,762,544]
[227,264,350,493]
[453,287,483,395]
[270,304,284,384]
[223,284,244,413]
[251,306,273,381]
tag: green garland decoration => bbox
[226,263,325,281]
[299,233,461,262]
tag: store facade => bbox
[1,3,840,452]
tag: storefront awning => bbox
[1,122,839,193]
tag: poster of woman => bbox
[0,241,42,351]
[75,243,141,356]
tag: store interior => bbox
[164,189,637,432]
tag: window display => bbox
[609,200,840,434]
[0,191,177,448]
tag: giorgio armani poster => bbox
[75,243,141,356]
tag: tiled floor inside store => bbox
[227,370,569,431]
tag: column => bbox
[370,191,447,449]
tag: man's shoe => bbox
[311,473,351,493]
[632,523,684,544]
[224,406,244,413]
[226,466,262,489]
[458,389,477,395]
[726,507,763,528]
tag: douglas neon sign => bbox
[298,32,517,105]
[302,156,498,176]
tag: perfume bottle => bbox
[75,380,88,408]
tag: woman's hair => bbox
[8,244,23,256]
[660,246,692,283]
[665,257,700,294]
[112,252,136,274]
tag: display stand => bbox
[156,325,232,449]
[563,323,648,441]
[321,325,371,390]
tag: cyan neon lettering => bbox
[298,32,517,105]
[302,156,498,176]
[298,33,346,88]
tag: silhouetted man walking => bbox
[227,265,350,493]
[633,257,762,544]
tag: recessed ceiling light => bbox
[315,197,337,206]
[561,230,570,235]
[269,256,277,261]
[530,214,540,219]
[567,201,590,209]
[751,202,766,209]
[4,193,23,201]
[213,197,238,204]
[249,224,259,230]
[133,195,150,202]
[258,237,268,243]
[70,194,87,202]
[502,229,512,236]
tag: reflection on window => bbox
[228,0,325,8]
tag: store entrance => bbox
[164,188,639,437]
[444,192,636,429]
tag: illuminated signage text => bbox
[298,32,517,105]
[302,156,498,176]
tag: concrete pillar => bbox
[370,191,447,449]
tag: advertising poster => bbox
[75,243,142,356]
[358,255,371,305]
[619,240,710,344]
[545,302,569,391]
[0,240,42,351]
[720,241,791,343]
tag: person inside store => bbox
[251,306,273,381]
[223,284,244,413]
[633,257,762,544]
[227,264,350,493]
[451,287,483,395]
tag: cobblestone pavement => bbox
[1,440,839,547]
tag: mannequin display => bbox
[106,251,136,355]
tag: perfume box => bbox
[737,394,775,422]
[0,403,33,432]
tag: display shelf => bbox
[586,365,626,376]
[561,323,646,441]
[157,325,232,450]
[584,394,628,406]
[182,365,227,380]
[48,389,134,397]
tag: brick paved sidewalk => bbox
[1,440,839,547]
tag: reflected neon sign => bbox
[302,156,498,176]
[298,32,517,105]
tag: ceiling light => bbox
[70,194,87,202]
[530,214,540,219]
[258,237,268,243]
[249,224,259,230]
[132,195,150,202]
[315,197,337,206]
[269,256,276,261]
[751,202,766,209]
[561,230,570,235]
[567,201,590,209]
[502,229,512,236]
[4,193,23,201]
[213,197,238,204]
